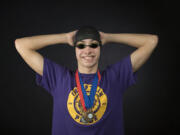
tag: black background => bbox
[1,0,177,135]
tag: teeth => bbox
[85,57,92,59]
[85,56,93,57]
[83,56,94,60]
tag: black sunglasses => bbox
[75,43,100,49]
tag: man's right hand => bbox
[66,30,78,47]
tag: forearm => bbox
[105,33,158,48]
[15,33,68,50]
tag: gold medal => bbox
[79,101,94,123]
[83,109,94,123]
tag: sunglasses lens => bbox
[76,44,85,49]
[90,43,99,48]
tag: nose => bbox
[83,46,93,54]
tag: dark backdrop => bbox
[1,1,176,135]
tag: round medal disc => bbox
[83,109,94,123]
[88,113,93,119]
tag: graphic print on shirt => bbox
[67,83,107,125]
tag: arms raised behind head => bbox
[15,31,77,75]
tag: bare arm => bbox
[100,32,159,72]
[15,31,77,75]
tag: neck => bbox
[78,64,98,74]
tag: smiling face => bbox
[75,39,100,72]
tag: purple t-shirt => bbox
[36,55,138,135]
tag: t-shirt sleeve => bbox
[35,57,67,96]
[107,54,138,90]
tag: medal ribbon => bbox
[75,69,101,112]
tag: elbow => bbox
[15,38,24,46]
[151,35,159,46]
[14,39,20,50]
[152,35,159,45]
[14,38,27,52]
[14,38,19,45]
[14,38,23,51]
[14,38,31,51]
[147,34,159,47]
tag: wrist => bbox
[105,33,113,44]
[64,33,69,43]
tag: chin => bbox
[83,63,95,68]
[82,61,98,68]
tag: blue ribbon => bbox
[79,72,98,109]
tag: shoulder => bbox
[43,57,72,76]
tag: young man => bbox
[15,26,158,135]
